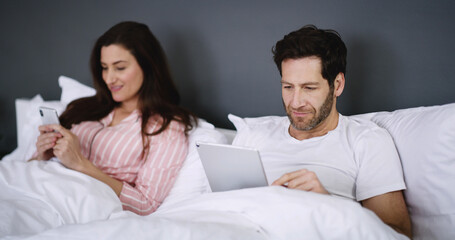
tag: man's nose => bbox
[291,89,306,108]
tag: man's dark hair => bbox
[272,25,347,87]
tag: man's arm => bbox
[361,190,412,239]
[272,169,412,238]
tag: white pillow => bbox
[215,128,236,144]
[370,103,455,240]
[228,114,287,147]
[2,95,66,162]
[159,120,228,210]
[58,75,96,105]
[3,76,95,162]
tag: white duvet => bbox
[0,160,407,240]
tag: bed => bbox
[1,76,454,240]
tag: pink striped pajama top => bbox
[70,109,188,215]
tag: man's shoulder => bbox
[341,115,391,141]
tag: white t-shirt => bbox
[232,114,406,201]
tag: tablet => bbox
[196,142,268,192]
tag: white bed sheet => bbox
[0,161,122,237]
[0,159,407,240]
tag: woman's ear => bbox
[333,72,345,97]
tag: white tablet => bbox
[196,142,269,192]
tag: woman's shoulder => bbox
[146,115,186,138]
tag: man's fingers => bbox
[272,169,309,186]
[271,175,289,186]
[272,169,329,194]
[272,172,294,185]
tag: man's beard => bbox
[285,89,334,131]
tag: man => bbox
[261,25,411,237]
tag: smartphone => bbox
[39,106,60,126]
[39,107,61,162]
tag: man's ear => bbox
[333,72,345,97]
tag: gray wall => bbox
[1,1,455,155]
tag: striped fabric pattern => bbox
[71,109,188,215]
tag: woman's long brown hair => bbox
[59,21,196,157]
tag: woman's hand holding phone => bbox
[48,124,89,171]
[36,107,88,170]
[35,126,62,160]
[35,107,62,160]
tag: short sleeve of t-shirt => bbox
[353,126,406,201]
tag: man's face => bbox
[281,57,335,132]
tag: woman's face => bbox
[100,44,144,109]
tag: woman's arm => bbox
[48,124,124,195]
[119,126,188,215]
[77,160,124,196]
[47,123,188,215]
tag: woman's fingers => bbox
[46,124,69,136]
[35,127,64,160]
[36,132,58,150]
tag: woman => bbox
[34,21,196,215]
